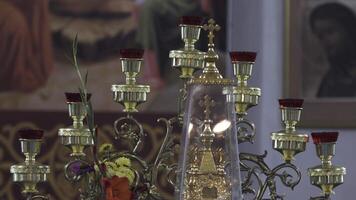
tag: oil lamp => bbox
[309,132,346,199]
[10,129,50,199]
[169,16,206,120]
[225,51,261,143]
[111,49,150,113]
[58,93,94,157]
[271,99,309,162]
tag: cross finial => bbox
[199,95,216,120]
[203,19,220,47]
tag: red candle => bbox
[18,129,44,140]
[311,132,339,144]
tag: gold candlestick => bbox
[309,132,346,197]
[225,52,261,118]
[271,99,309,162]
[10,130,50,196]
[112,49,150,113]
[169,16,206,79]
[58,93,94,157]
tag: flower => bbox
[103,176,133,200]
[104,159,135,185]
[69,161,94,176]
[115,157,131,167]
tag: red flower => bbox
[103,176,133,200]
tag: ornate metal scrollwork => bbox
[143,117,180,199]
[236,118,256,144]
[114,114,145,153]
[240,152,302,200]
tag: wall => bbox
[228,0,354,199]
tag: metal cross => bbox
[199,95,216,120]
[203,19,221,46]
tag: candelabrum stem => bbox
[23,182,38,194]
[315,143,335,168]
[25,153,37,164]
[125,77,136,85]
[284,122,297,132]
[184,42,195,51]
[73,117,84,129]
[237,79,248,87]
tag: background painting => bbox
[0,0,227,113]
[286,0,356,127]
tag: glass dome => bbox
[175,19,243,200]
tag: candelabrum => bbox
[10,130,50,200]
[9,16,347,200]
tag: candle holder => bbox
[271,99,309,162]
[169,16,207,121]
[229,52,261,117]
[224,52,261,143]
[309,132,346,199]
[169,16,206,79]
[111,49,150,113]
[58,93,94,157]
[10,129,50,199]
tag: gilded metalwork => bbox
[185,95,230,200]
[271,107,308,163]
[224,59,261,118]
[223,51,261,144]
[111,56,150,113]
[309,143,346,199]
[58,101,94,157]
[240,151,302,200]
[10,138,50,199]
[169,24,205,79]
[189,19,232,85]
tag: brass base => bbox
[23,182,38,194]
[224,86,261,116]
[10,163,50,194]
[111,84,150,113]
[58,127,94,157]
[170,50,206,79]
[309,166,346,195]
[271,132,308,162]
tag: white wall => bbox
[228,0,354,199]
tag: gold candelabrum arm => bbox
[169,16,206,122]
[223,51,260,144]
[10,129,50,199]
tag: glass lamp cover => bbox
[175,83,243,200]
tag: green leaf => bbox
[84,70,89,87]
